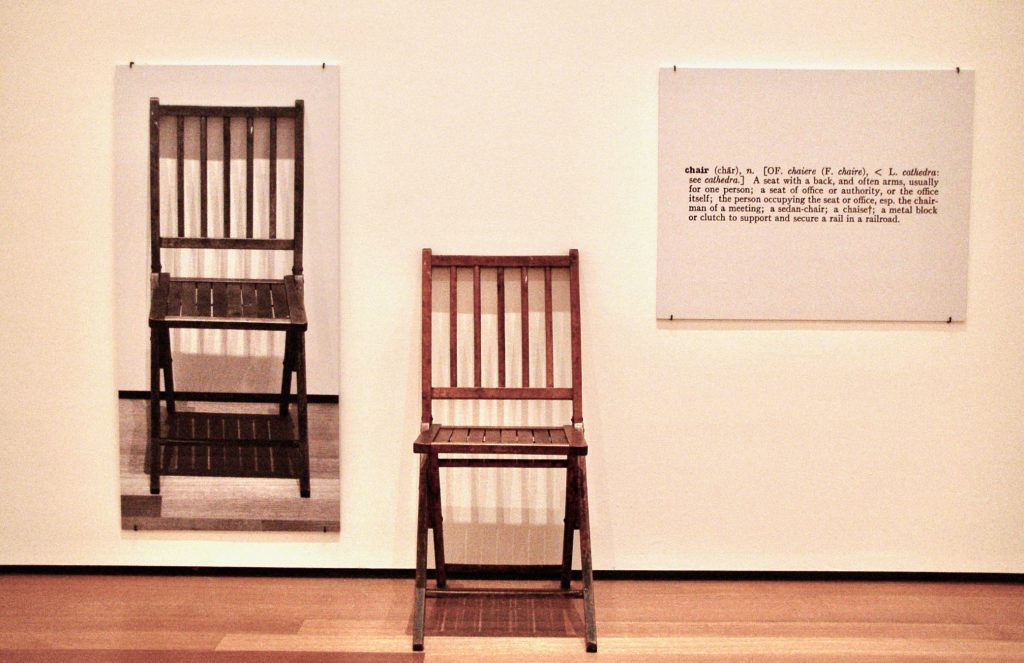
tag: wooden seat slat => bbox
[226,284,242,317]
[211,282,228,317]
[179,281,198,316]
[270,282,289,318]
[195,281,212,317]
[241,283,258,318]
[255,283,273,318]
[166,279,182,317]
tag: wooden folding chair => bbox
[412,249,597,652]
[147,99,310,498]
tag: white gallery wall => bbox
[1,1,1022,571]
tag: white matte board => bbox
[656,68,974,321]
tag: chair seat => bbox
[414,424,587,456]
[149,273,306,331]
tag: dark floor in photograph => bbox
[0,574,1022,660]
[119,399,339,532]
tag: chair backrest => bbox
[149,98,304,275]
[421,249,583,427]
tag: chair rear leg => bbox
[577,456,597,652]
[295,333,310,498]
[148,329,162,495]
[560,456,579,589]
[428,454,447,588]
[413,455,430,651]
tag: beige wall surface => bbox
[1,1,1021,571]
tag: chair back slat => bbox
[449,266,458,387]
[269,117,277,239]
[544,267,554,388]
[520,267,530,387]
[199,116,208,237]
[496,267,506,388]
[149,98,304,274]
[473,265,482,388]
[222,114,231,237]
[246,116,254,239]
[176,116,185,237]
[421,250,583,425]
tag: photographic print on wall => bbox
[114,65,340,531]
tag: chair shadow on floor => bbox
[408,517,589,640]
[417,591,588,638]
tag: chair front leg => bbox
[560,456,579,589]
[576,456,597,653]
[428,454,447,588]
[295,333,310,498]
[279,330,295,417]
[413,454,430,651]
[159,328,175,414]
[148,329,162,495]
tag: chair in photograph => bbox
[412,249,597,652]
[147,98,310,497]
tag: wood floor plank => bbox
[212,633,1024,658]
[0,652,410,662]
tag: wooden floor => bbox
[0,575,1022,661]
